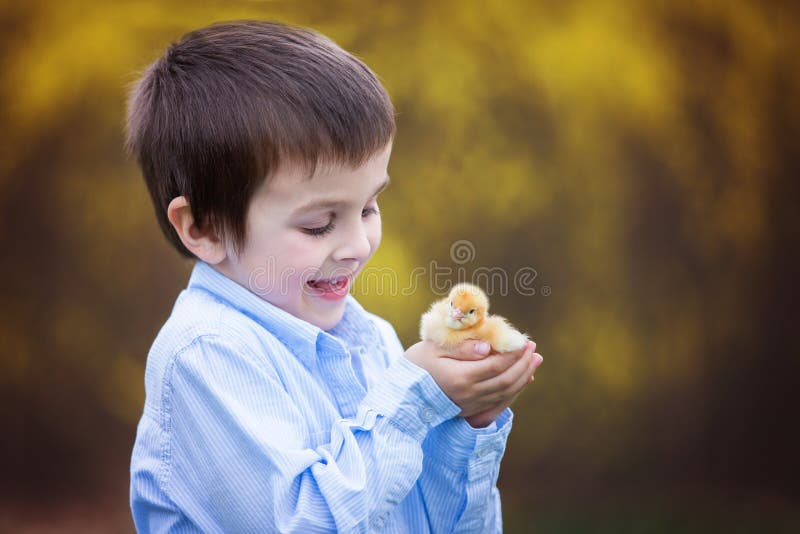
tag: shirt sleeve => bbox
[419,409,512,533]
[148,333,460,533]
[370,314,513,533]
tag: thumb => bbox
[449,339,491,361]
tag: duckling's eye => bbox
[450,301,453,306]
[469,308,475,314]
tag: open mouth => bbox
[306,275,350,298]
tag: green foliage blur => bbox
[1,0,798,531]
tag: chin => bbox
[312,307,347,331]
[317,317,344,331]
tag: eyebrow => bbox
[292,175,391,216]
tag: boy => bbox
[127,20,542,533]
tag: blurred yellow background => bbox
[2,0,799,532]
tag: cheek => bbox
[252,237,319,287]
[367,218,382,253]
[279,234,323,262]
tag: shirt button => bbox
[477,447,491,458]
[420,406,436,424]
[372,514,385,529]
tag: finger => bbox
[464,348,525,382]
[474,342,536,395]
[526,352,544,383]
[495,339,536,355]
[473,340,536,379]
[446,339,492,361]
[468,389,522,426]
[498,351,537,400]
[454,339,537,373]
[513,354,539,394]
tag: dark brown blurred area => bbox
[1,1,799,532]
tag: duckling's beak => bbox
[450,308,464,321]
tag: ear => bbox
[167,196,227,264]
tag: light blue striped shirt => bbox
[130,261,512,533]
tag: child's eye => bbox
[362,206,379,217]
[301,222,335,237]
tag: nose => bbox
[332,219,373,263]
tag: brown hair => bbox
[125,20,395,257]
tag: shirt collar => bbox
[187,261,375,368]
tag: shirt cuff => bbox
[426,408,514,474]
[358,356,461,441]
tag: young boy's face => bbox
[215,142,392,330]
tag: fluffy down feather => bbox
[420,283,528,352]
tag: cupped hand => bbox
[403,339,542,421]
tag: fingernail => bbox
[533,354,543,366]
[476,341,490,355]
